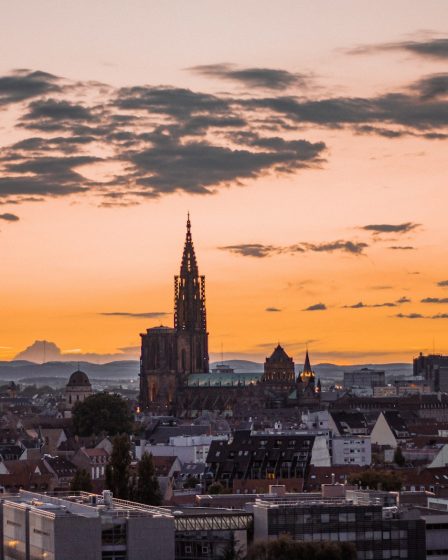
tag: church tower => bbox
[174,215,209,377]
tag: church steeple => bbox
[175,215,206,332]
[174,216,209,375]
[299,349,315,383]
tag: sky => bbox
[0,1,448,364]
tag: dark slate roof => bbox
[330,411,368,435]
[146,424,210,445]
[44,456,77,477]
[383,411,409,437]
[268,344,291,362]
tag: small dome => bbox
[67,369,91,388]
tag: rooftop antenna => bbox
[221,342,224,364]
[43,341,46,364]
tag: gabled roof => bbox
[383,411,409,437]
[44,456,77,477]
[268,344,291,363]
[153,455,179,477]
[330,411,368,435]
[0,459,53,489]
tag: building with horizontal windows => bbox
[332,436,372,466]
[1,490,175,560]
[252,498,426,560]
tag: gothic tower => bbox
[174,215,209,377]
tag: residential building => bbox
[332,436,372,466]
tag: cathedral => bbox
[139,217,320,416]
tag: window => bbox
[201,545,209,554]
[321,514,330,523]
[185,546,192,554]
[102,523,126,545]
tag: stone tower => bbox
[262,344,295,389]
[174,214,209,377]
[140,216,209,410]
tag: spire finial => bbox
[187,212,191,233]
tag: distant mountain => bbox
[0,360,140,383]
[0,358,413,385]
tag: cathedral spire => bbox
[180,213,198,276]
[174,215,207,332]
[303,349,312,373]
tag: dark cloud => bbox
[344,301,365,309]
[100,311,169,318]
[0,213,19,222]
[127,135,325,197]
[265,307,282,312]
[243,90,448,131]
[395,312,448,320]
[2,65,448,207]
[189,63,308,90]
[421,297,448,304]
[361,222,419,234]
[349,37,448,61]
[412,74,448,100]
[344,297,410,309]
[220,239,367,258]
[388,246,415,251]
[343,301,397,309]
[23,98,95,123]
[115,86,229,119]
[0,155,98,199]
[300,240,368,255]
[303,303,327,311]
[437,280,448,287]
[0,70,60,105]
[220,244,278,258]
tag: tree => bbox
[208,482,225,495]
[348,469,403,491]
[73,392,133,437]
[70,468,93,492]
[105,434,132,499]
[220,533,243,560]
[247,538,356,560]
[183,475,199,489]
[133,452,162,506]
[394,446,406,467]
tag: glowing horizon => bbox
[1,2,447,364]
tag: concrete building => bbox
[343,368,386,391]
[1,490,174,560]
[252,497,426,559]
[332,436,372,466]
[414,353,448,392]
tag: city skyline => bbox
[1,1,448,363]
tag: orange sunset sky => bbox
[0,1,447,364]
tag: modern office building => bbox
[413,354,448,392]
[1,490,175,560]
[343,368,386,391]
[252,497,426,559]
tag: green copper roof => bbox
[186,372,262,387]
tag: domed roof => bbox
[67,369,91,388]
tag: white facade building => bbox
[331,436,372,466]
[135,434,228,463]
